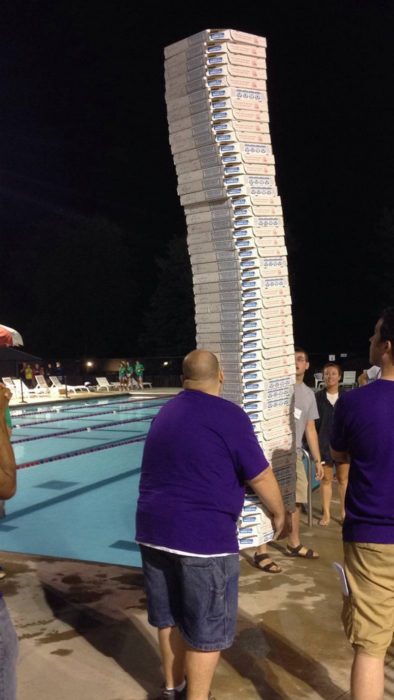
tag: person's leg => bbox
[253,543,282,573]
[288,504,301,548]
[286,457,319,558]
[140,547,184,695]
[287,505,319,558]
[336,462,350,522]
[0,598,19,700]
[343,541,394,700]
[319,464,333,525]
[289,456,306,548]
[158,626,186,689]
[179,554,239,700]
[185,648,220,700]
[351,650,384,700]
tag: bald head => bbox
[182,350,223,395]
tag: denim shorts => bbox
[0,597,18,700]
[140,545,240,651]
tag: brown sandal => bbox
[286,544,319,559]
[253,553,282,573]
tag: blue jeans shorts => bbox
[0,597,18,700]
[140,545,240,651]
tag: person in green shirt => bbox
[125,362,133,390]
[5,407,11,436]
[134,360,144,390]
[118,361,127,391]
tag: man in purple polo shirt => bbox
[331,307,394,700]
[136,350,285,700]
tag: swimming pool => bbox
[0,395,172,568]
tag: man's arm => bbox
[304,420,324,480]
[0,387,17,499]
[248,466,287,540]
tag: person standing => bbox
[252,347,324,570]
[286,348,324,558]
[24,364,33,388]
[315,363,349,526]
[331,308,394,700]
[125,361,133,390]
[54,361,64,381]
[136,350,285,700]
[118,361,127,391]
[134,360,144,389]
[0,404,12,523]
[0,383,19,699]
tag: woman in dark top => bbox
[315,363,349,526]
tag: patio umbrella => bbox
[0,324,23,347]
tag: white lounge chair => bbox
[34,375,51,393]
[95,377,120,392]
[2,378,17,394]
[313,372,324,390]
[9,378,46,398]
[341,371,357,389]
[49,376,93,393]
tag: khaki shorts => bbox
[296,456,308,504]
[343,541,394,657]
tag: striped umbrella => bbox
[0,324,24,347]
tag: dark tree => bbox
[139,236,195,356]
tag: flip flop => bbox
[286,544,319,559]
[253,553,282,573]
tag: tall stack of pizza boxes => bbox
[165,29,296,549]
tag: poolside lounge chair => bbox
[49,376,93,393]
[7,378,47,398]
[2,378,17,394]
[313,372,324,390]
[34,375,51,393]
[341,371,357,389]
[95,377,120,392]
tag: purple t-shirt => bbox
[135,389,269,555]
[331,380,394,544]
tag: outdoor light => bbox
[86,361,93,367]
[163,361,169,366]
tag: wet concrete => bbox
[0,487,385,699]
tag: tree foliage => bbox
[139,236,195,356]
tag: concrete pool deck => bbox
[8,386,179,407]
[4,390,394,699]
[0,487,372,700]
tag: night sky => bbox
[1,1,394,360]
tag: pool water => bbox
[1,396,171,568]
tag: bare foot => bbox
[318,517,330,527]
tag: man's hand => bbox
[315,461,324,481]
[272,510,292,540]
[248,466,285,537]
